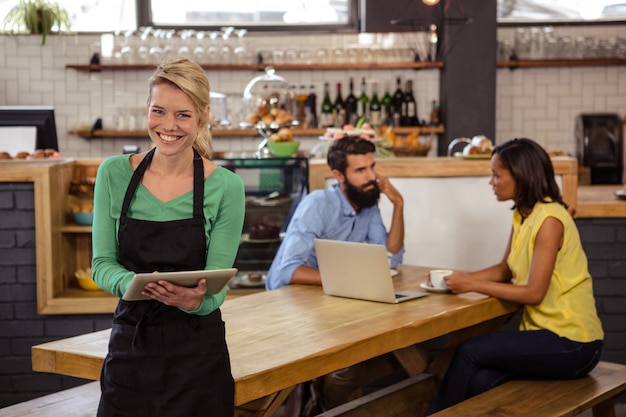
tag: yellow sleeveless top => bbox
[508,201,604,342]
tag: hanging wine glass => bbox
[206,31,221,63]
[193,30,206,63]
[233,28,249,64]
[219,26,235,64]
[148,29,165,63]
[177,30,194,60]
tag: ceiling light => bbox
[422,0,440,5]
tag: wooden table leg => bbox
[393,344,430,377]
[235,386,295,417]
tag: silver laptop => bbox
[314,239,427,304]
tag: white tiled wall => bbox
[0,32,439,158]
[496,25,626,154]
[0,25,624,158]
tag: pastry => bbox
[248,221,281,240]
[268,128,293,143]
[463,136,493,155]
[324,123,377,140]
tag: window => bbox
[0,0,356,33]
[498,0,626,24]
[140,0,358,32]
[0,0,136,33]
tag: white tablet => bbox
[122,268,238,301]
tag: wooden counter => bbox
[310,156,580,271]
[577,185,626,218]
[3,156,622,315]
[309,156,579,208]
[0,159,112,314]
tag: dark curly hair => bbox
[492,138,567,212]
[326,137,376,175]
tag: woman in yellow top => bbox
[426,138,604,414]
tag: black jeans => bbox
[426,329,603,414]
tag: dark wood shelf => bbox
[497,58,626,69]
[70,126,445,139]
[67,58,626,72]
[65,61,445,72]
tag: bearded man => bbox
[266,136,405,290]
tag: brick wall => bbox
[577,218,626,364]
[0,182,111,408]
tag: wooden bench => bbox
[0,381,100,417]
[430,361,626,417]
[317,373,438,417]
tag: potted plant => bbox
[2,0,72,45]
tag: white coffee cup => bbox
[430,269,452,289]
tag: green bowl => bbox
[267,141,300,158]
[72,212,93,226]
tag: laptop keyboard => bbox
[395,293,408,299]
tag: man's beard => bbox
[344,178,380,209]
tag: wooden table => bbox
[32,265,519,416]
[577,185,626,218]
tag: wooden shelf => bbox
[62,224,92,233]
[71,126,445,139]
[67,58,626,72]
[65,61,444,72]
[497,58,626,69]
[391,126,444,135]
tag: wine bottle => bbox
[333,82,346,127]
[381,82,392,126]
[428,24,438,62]
[429,99,440,126]
[306,84,318,128]
[402,79,418,126]
[369,81,382,128]
[345,77,358,126]
[320,82,334,128]
[296,85,309,126]
[358,77,369,121]
[392,77,404,126]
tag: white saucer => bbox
[615,190,626,201]
[241,232,285,243]
[238,273,266,288]
[390,269,398,277]
[420,282,450,294]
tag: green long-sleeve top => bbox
[91,154,245,316]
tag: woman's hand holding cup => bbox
[429,269,453,289]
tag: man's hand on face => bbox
[375,174,403,207]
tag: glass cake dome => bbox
[240,66,296,129]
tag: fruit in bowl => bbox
[267,141,300,157]
[74,268,101,291]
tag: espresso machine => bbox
[575,113,623,185]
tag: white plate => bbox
[318,136,382,142]
[241,232,285,244]
[453,152,491,160]
[238,273,266,288]
[615,190,626,201]
[390,269,398,277]
[420,282,451,294]
[247,196,293,206]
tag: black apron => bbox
[97,148,235,417]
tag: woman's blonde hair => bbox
[148,57,213,158]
